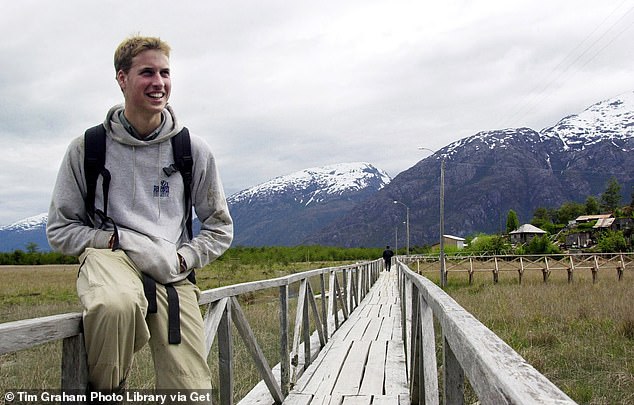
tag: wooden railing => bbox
[397,260,577,404]
[403,252,633,284]
[0,260,382,404]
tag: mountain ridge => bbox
[305,91,634,247]
[2,91,633,251]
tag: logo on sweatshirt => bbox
[153,180,170,198]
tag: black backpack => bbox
[83,123,195,344]
[83,124,194,244]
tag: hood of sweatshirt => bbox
[103,104,183,146]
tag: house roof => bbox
[576,214,612,222]
[443,234,465,241]
[593,217,615,228]
[510,224,547,235]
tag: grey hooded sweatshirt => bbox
[47,104,233,284]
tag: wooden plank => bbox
[231,297,284,404]
[376,316,394,341]
[372,395,400,405]
[292,279,309,381]
[419,295,439,405]
[384,341,408,395]
[332,340,371,395]
[203,297,229,358]
[296,339,352,394]
[341,395,372,405]
[61,334,88,394]
[280,285,290,396]
[344,317,371,341]
[359,341,386,395]
[283,393,313,405]
[361,317,383,341]
[218,299,234,405]
[0,313,82,354]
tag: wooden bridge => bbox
[0,255,597,404]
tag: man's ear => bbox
[116,70,126,92]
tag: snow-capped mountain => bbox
[308,92,634,247]
[0,213,49,252]
[227,162,391,246]
[541,91,634,151]
[2,92,633,250]
[230,162,389,204]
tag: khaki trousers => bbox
[77,248,211,391]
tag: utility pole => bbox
[439,156,446,287]
[419,147,447,288]
[394,201,410,255]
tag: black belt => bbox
[143,271,196,345]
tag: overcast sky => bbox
[1,0,634,226]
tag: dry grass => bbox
[3,263,633,404]
[0,262,325,399]
[421,267,634,405]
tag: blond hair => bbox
[114,35,171,74]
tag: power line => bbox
[499,1,634,129]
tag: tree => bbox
[531,207,551,227]
[26,242,39,254]
[525,234,560,254]
[467,234,510,255]
[555,202,585,224]
[585,196,600,215]
[506,210,520,234]
[600,177,622,213]
[597,230,627,253]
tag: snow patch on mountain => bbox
[228,162,391,205]
[541,91,634,151]
[0,213,48,232]
[440,91,634,157]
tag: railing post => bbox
[419,295,439,405]
[218,299,234,405]
[320,273,329,340]
[443,336,465,405]
[61,334,88,403]
[409,283,421,404]
[279,284,290,395]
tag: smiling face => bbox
[116,49,171,132]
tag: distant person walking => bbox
[382,245,395,271]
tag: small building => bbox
[565,232,592,249]
[431,235,466,251]
[509,224,547,244]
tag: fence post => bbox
[279,284,290,395]
[443,336,465,405]
[420,295,439,405]
[61,334,88,401]
[218,299,234,405]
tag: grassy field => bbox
[422,268,634,404]
[1,261,633,404]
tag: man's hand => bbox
[178,253,187,273]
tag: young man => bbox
[47,35,233,393]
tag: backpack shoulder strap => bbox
[84,124,109,216]
[170,128,194,239]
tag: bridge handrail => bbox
[0,259,382,404]
[398,260,576,404]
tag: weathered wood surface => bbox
[0,312,82,354]
[400,263,576,404]
[284,270,409,405]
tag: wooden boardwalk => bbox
[283,270,409,405]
